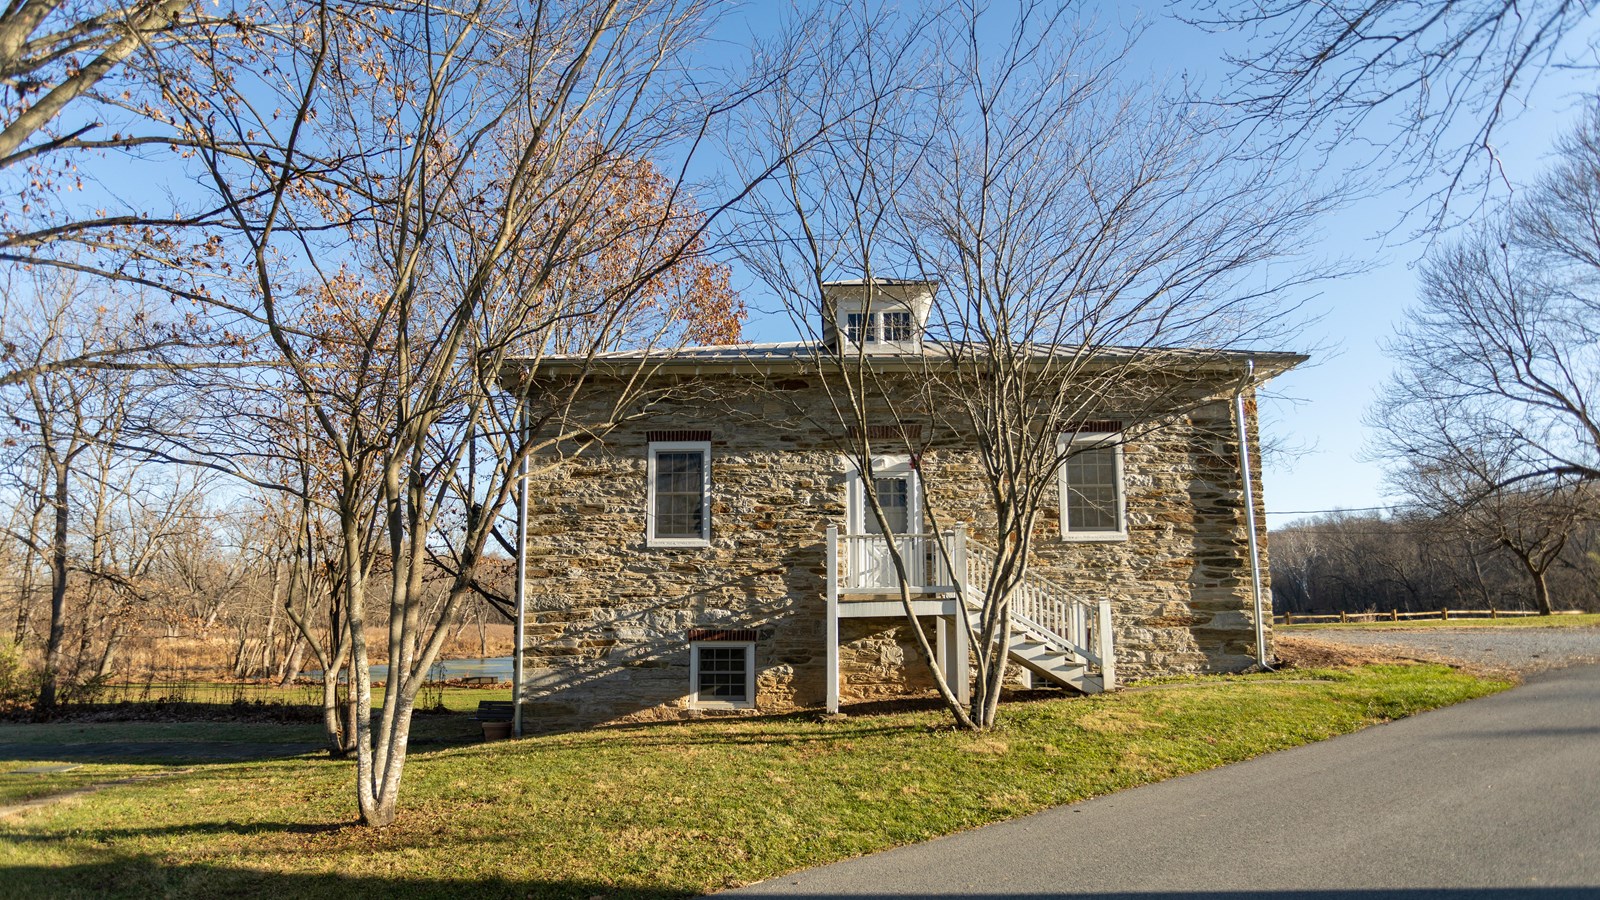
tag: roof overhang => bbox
[497,345,1308,394]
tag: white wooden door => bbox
[847,456,921,589]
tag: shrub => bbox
[0,640,36,713]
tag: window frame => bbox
[689,640,756,709]
[879,309,915,342]
[837,305,920,352]
[845,312,874,344]
[1057,432,1128,542]
[646,440,712,548]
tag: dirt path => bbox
[0,771,188,819]
[1282,625,1600,675]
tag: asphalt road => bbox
[730,664,1600,899]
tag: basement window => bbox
[690,641,755,709]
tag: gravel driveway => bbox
[1291,625,1600,673]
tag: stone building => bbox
[500,280,1302,731]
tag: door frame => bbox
[845,454,921,536]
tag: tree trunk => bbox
[230,626,251,677]
[13,558,34,647]
[70,596,99,687]
[1531,568,1554,616]
[319,636,353,758]
[39,465,70,711]
[13,486,45,640]
[1512,545,1557,616]
[277,633,307,687]
[259,596,280,677]
[96,619,128,679]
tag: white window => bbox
[839,306,918,349]
[647,441,711,547]
[1058,433,1126,541]
[845,312,872,343]
[846,455,920,536]
[690,641,755,708]
[880,310,914,342]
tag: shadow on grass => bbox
[491,692,1079,755]
[0,818,349,842]
[0,857,695,899]
[0,711,483,766]
[729,883,1600,890]
[0,742,328,765]
[2,856,1595,900]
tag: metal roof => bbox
[499,339,1307,386]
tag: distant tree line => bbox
[1270,505,1600,617]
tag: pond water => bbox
[307,655,515,683]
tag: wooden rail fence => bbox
[1276,608,1584,625]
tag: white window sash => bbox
[1058,433,1127,542]
[689,640,755,709]
[646,440,711,547]
[837,306,921,350]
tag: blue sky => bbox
[29,2,1592,530]
[723,2,1597,530]
[1118,6,1595,528]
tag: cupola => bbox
[820,279,936,354]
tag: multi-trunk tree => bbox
[144,0,764,826]
[734,1,1324,729]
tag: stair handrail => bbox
[961,537,1106,668]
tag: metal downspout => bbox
[1234,359,1270,668]
[513,422,529,737]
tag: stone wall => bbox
[514,370,1271,731]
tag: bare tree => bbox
[1188,0,1598,226]
[0,0,213,165]
[1,451,51,646]
[0,271,169,708]
[1393,430,1593,615]
[1270,506,1599,616]
[1375,97,1600,513]
[736,2,1324,729]
[134,0,781,826]
[0,1,284,343]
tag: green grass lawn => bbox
[1284,612,1600,631]
[0,663,1506,899]
[91,681,503,713]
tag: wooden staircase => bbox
[961,539,1115,695]
[824,525,1115,712]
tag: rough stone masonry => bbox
[512,368,1273,732]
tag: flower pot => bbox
[480,720,513,741]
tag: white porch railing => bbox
[824,523,1116,710]
[961,540,1108,670]
[839,531,958,592]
